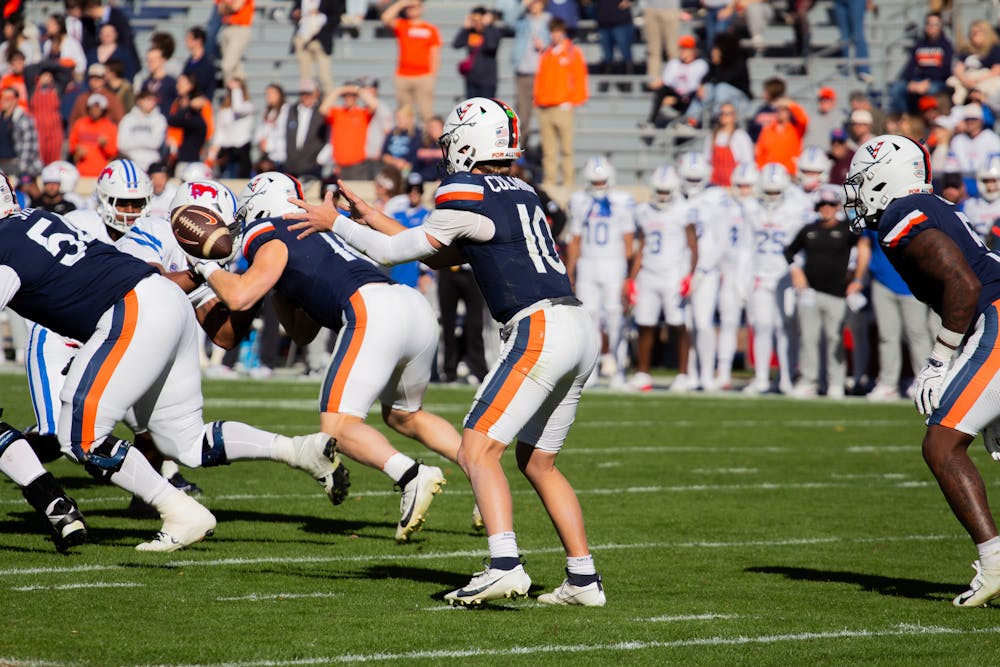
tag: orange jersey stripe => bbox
[242,223,274,254]
[887,213,927,248]
[81,290,139,450]
[475,311,545,433]
[939,340,1000,430]
[325,291,368,413]
[435,191,485,205]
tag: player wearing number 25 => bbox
[286,97,606,607]
[846,134,1000,608]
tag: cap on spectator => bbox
[148,161,170,175]
[849,109,873,125]
[962,103,984,120]
[87,93,108,109]
[917,95,938,112]
[815,185,842,208]
[407,171,424,191]
[299,78,319,94]
[343,81,361,93]
[830,127,848,143]
[818,87,836,101]
[358,76,379,90]
[87,63,106,78]
[678,35,697,49]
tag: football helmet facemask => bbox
[649,164,681,206]
[678,151,710,197]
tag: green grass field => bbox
[2,373,1000,666]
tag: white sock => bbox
[109,446,174,508]
[566,554,596,576]
[383,452,416,483]
[0,438,47,487]
[977,536,1000,567]
[216,421,287,462]
[487,531,519,560]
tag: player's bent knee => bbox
[82,436,132,482]
[200,421,229,467]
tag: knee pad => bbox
[200,421,229,467]
[82,436,131,482]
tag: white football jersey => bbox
[147,183,179,220]
[635,198,694,276]
[687,186,735,272]
[116,215,188,272]
[962,196,1000,240]
[63,209,113,244]
[568,189,636,263]
[746,193,811,284]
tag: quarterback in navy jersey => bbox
[195,171,457,543]
[846,134,1000,607]
[287,98,605,607]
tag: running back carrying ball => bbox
[171,204,233,260]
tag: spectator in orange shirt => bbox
[0,50,28,109]
[69,62,125,126]
[754,96,808,174]
[533,17,588,188]
[68,93,118,177]
[321,80,377,179]
[217,0,254,84]
[381,0,440,125]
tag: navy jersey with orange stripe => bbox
[0,208,155,341]
[879,193,1000,319]
[433,172,573,323]
[241,215,391,330]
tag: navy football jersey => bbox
[432,173,573,322]
[0,208,156,340]
[879,193,1000,319]
[242,215,391,329]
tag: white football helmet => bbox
[583,155,615,192]
[0,171,19,218]
[677,152,710,196]
[439,97,522,175]
[649,164,680,205]
[40,160,80,194]
[845,134,932,233]
[759,162,791,208]
[977,154,1000,203]
[797,146,831,192]
[237,172,305,225]
[179,161,215,182]
[96,159,152,234]
[730,162,759,200]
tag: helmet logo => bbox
[455,102,475,121]
[866,141,885,159]
[99,167,114,181]
[190,183,219,199]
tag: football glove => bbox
[680,273,693,299]
[913,353,949,415]
[184,253,223,282]
[983,420,1000,463]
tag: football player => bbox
[565,156,636,386]
[965,154,1000,243]
[743,163,812,394]
[188,171,450,543]
[796,146,832,199]
[627,165,697,392]
[846,134,1000,607]
[286,98,606,607]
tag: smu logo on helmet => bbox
[189,183,219,199]
[866,141,886,159]
[99,167,115,181]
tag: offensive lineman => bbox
[287,98,606,607]
[846,134,1000,607]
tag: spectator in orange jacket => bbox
[533,17,588,188]
[754,96,808,174]
[68,93,118,177]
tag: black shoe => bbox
[45,496,87,552]
[167,472,203,495]
[330,460,351,506]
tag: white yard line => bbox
[640,613,739,622]
[12,581,142,592]
[215,592,339,602]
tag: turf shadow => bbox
[746,565,958,601]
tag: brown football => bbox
[171,204,233,260]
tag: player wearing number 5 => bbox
[566,156,636,386]
[286,98,605,607]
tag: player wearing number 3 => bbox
[286,98,606,607]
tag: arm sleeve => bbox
[0,265,21,311]
[333,216,437,264]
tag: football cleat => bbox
[45,496,87,552]
[670,373,693,393]
[538,573,606,607]
[135,492,216,552]
[471,503,485,532]
[290,433,349,505]
[627,372,653,392]
[867,383,900,402]
[167,471,203,495]
[396,464,445,542]
[953,560,1000,607]
[445,563,532,606]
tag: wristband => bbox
[930,338,957,364]
[936,327,964,349]
[197,262,221,281]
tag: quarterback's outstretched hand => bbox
[286,190,338,239]
[334,179,377,226]
[913,353,949,415]
[184,253,224,282]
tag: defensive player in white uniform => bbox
[565,156,635,385]
[21,160,348,551]
[716,163,757,389]
[797,146,832,199]
[628,165,697,392]
[287,98,605,607]
[679,151,735,391]
[965,155,1000,242]
[743,163,812,394]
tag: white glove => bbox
[184,253,223,281]
[913,352,950,415]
